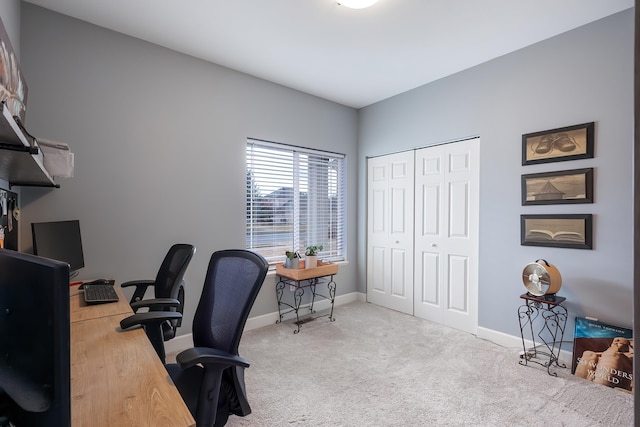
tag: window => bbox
[246,139,346,264]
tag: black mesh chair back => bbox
[120,243,196,362]
[154,243,195,299]
[167,249,268,427]
[153,244,195,342]
[152,243,196,313]
[193,249,267,354]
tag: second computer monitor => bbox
[32,220,85,276]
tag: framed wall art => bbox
[521,168,594,205]
[522,122,594,166]
[0,16,28,121]
[521,214,593,249]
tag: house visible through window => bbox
[246,138,346,264]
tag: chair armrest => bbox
[119,311,182,331]
[176,347,250,370]
[130,298,180,312]
[120,279,155,306]
[120,312,182,363]
[120,279,155,288]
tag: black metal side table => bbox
[275,262,338,334]
[517,293,568,376]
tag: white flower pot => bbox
[306,255,318,269]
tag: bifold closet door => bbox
[413,138,479,334]
[366,151,414,315]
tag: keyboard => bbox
[83,283,119,304]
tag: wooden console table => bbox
[275,261,338,333]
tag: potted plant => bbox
[285,250,300,269]
[304,245,323,268]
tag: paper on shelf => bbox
[37,138,74,178]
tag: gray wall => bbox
[358,9,634,341]
[17,4,359,335]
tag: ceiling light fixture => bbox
[337,0,378,9]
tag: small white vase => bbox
[306,255,318,269]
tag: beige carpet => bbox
[176,301,635,426]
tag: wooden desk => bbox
[70,285,195,426]
[70,285,132,323]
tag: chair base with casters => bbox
[166,349,251,427]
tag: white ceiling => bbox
[23,0,634,109]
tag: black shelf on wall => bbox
[0,103,58,188]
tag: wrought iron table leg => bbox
[275,272,338,333]
[293,285,304,334]
[327,276,336,322]
[275,279,286,324]
[309,278,318,314]
[518,303,536,366]
[517,295,567,376]
[539,306,568,373]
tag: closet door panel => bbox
[367,151,414,315]
[414,138,479,334]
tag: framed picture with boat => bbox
[521,168,594,205]
[520,214,593,249]
[522,122,594,165]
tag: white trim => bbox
[477,326,573,366]
[366,134,481,160]
[165,331,194,355]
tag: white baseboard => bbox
[168,293,572,367]
[165,292,366,355]
[477,326,573,366]
[165,331,194,355]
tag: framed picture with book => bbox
[520,214,593,249]
[572,317,633,394]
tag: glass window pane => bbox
[246,139,346,264]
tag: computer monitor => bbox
[32,220,85,277]
[0,249,71,426]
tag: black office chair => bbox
[165,249,268,427]
[119,243,196,363]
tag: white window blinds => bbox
[246,139,346,264]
